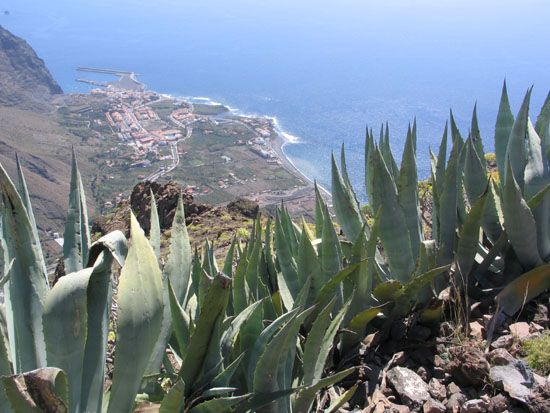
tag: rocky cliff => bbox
[0,25,63,111]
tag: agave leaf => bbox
[437,126,461,265]
[81,231,127,412]
[296,223,321,307]
[482,179,504,243]
[416,240,437,276]
[220,300,263,360]
[212,353,244,388]
[397,126,422,258]
[502,161,543,269]
[193,309,226,394]
[0,162,48,372]
[63,149,90,273]
[435,123,448,200]
[147,195,192,375]
[318,195,343,288]
[232,248,249,314]
[314,182,325,239]
[332,150,365,243]
[302,298,349,386]
[159,379,185,413]
[14,155,47,278]
[316,262,362,306]
[456,191,487,289]
[392,266,450,319]
[280,206,299,256]
[527,183,550,210]
[247,309,299,389]
[189,394,250,413]
[179,273,231,396]
[108,213,164,413]
[523,118,550,260]
[380,123,399,180]
[253,308,313,413]
[464,138,488,204]
[365,129,376,203]
[326,384,358,413]
[470,103,485,159]
[245,218,262,300]
[505,88,532,190]
[495,80,515,177]
[0,316,10,411]
[223,236,237,277]
[343,304,386,350]
[371,147,415,282]
[534,91,550,159]
[292,367,356,413]
[274,212,300,300]
[497,264,550,316]
[345,224,373,318]
[0,309,10,376]
[149,190,160,259]
[1,367,69,413]
[263,217,278,293]
[168,280,191,359]
[43,247,116,413]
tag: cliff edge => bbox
[0,25,63,111]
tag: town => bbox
[56,68,311,215]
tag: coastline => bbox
[173,93,332,198]
[271,124,332,199]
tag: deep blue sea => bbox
[2,0,549,200]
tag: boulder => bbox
[509,322,531,340]
[130,181,207,233]
[461,399,489,413]
[447,346,489,386]
[486,348,515,366]
[488,394,508,413]
[446,393,466,413]
[490,360,535,403]
[387,367,431,409]
[423,399,446,413]
[428,378,446,401]
[490,334,514,350]
[528,383,550,413]
[227,197,259,218]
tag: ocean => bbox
[2,0,549,201]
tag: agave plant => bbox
[0,155,366,413]
[469,84,550,318]
[0,152,174,412]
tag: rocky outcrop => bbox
[0,25,63,111]
[227,197,259,219]
[130,181,209,233]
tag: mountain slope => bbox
[0,25,63,111]
[0,106,96,234]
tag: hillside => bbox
[0,107,96,234]
[0,25,62,111]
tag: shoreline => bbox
[170,93,332,198]
[80,82,331,201]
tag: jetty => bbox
[75,67,145,92]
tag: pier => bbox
[77,67,138,76]
[76,78,109,87]
[75,67,145,92]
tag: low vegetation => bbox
[523,333,550,375]
[0,82,548,412]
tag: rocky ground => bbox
[326,294,549,413]
[91,181,259,259]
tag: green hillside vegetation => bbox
[0,82,548,412]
